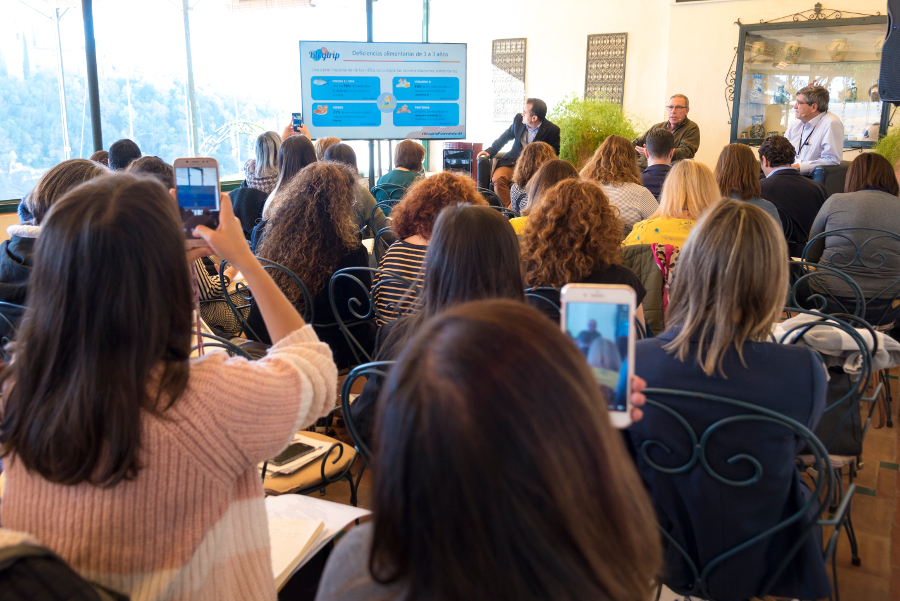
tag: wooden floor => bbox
[317,373,900,601]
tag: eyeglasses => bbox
[666,105,687,111]
[794,100,811,105]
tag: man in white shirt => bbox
[785,85,844,175]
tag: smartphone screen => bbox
[292,112,304,132]
[564,301,632,413]
[270,442,316,467]
[175,164,220,239]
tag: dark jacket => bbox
[485,114,561,168]
[641,164,671,198]
[229,186,269,241]
[0,235,34,307]
[759,168,828,256]
[634,118,700,168]
[628,328,829,601]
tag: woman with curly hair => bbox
[249,162,373,367]
[374,172,487,324]
[509,141,556,213]
[522,179,646,323]
[581,135,658,235]
[508,159,579,235]
[623,160,720,248]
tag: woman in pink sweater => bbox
[0,173,337,601]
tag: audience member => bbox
[316,299,661,601]
[126,155,175,189]
[758,135,827,256]
[88,150,108,166]
[806,152,900,321]
[633,94,700,169]
[522,179,646,323]
[508,140,556,213]
[261,134,317,220]
[640,128,674,197]
[581,135,658,235]
[324,143,387,239]
[786,85,844,174]
[477,98,561,207]
[0,174,335,601]
[623,160,719,247]
[107,139,141,171]
[714,143,780,224]
[374,172,487,324]
[243,131,281,194]
[508,159,578,235]
[251,162,373,367]
[628,199,829,601]
[351,204,524,447]
[315,136,342,161]
[1,159,106,307]
[374,139,425,202]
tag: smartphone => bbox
[292,112,304,132]
[270,442,317,467]
[174,157,220,247]
[560,284,636,428]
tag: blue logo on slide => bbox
[310,47,340,61]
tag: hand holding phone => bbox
[560,284,637,428]
[174,157,221,248]
[292,112,304,132]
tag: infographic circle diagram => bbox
[376,93,397,113]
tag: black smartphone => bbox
[292,112,304,132]
[270,442,317,467]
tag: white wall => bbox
[427,0,890,170]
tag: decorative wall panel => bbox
[585,33,627,106]
[492,38,526,121]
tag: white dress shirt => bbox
[785,111,844,175]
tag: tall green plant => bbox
[873,127,900,168]
[548,94,641,168]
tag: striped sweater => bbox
[1,326,337,601]
[373,240,426,326]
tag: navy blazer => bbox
[628,328,829,601]
[485,114,561,168]
[759,169,827,256]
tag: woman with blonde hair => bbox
[509,140,556,213]
[521,179,646,323]
[623,160,719,247]
[243,131,281,194]
[250,162,372,367]
[714,143,780,224]
[581,135,658,234]
[628,199,829,600]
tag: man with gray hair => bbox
[785,84,844,174]
[633,94,699,169]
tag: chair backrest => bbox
[634,387,835,601]
[191,332,254,360]
[810,161,850,197]
[776,206,804,257]
[524,286,560,323]
[490,206,520,219]
[218,257,315,340]
[476,156,492,189]
[372,200,400,227]
[339,360,395,465]
[373,227,395,265]
[477,187,504,208]
[329,267,419,364]
[800,228,900,327]
[370,183,407,202]
[787,259,866,319]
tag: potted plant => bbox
[548,94,641,168]
[874,127,900,169]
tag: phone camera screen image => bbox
[292,112,303,131]
[176,166,219,237]
[565,302,631,412]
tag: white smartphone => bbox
[560,284,636,428]
[174,157,221,248]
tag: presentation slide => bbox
[299,41,466,140]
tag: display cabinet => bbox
[730,7,890,147]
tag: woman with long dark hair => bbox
[350,204,524,445]
[316,299,661,601]
[261,134,317,219]
[0,173,336,601]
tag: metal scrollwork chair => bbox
[373,200,400,225]
[370,183,407,203]
[373,227,396,265]
[490,206,520,219]
[218,257,315,343]
[477,186,504,208]
[261,434,361,506]
[339,361,395,466]
[191,332,254,359]
[524,286,560,323]
[634,388,853,601]
[329,267,419,365]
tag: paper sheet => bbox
[267,518,323,588]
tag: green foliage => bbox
[547,94,641,168]
[873,127,900,168]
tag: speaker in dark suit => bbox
[879,0,900,102]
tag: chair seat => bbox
[798,454,856,469]
[263,431,357,495]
